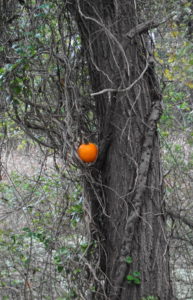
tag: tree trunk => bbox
[68,1,174,299]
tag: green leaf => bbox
[126,275,134,282]
[0,68,5,74]
[80,243,88,251]
[54,255,62,264]
[13,86,22,95]
[134,277,141,285]
[125,256,133,264]
[22,227,31,232]
[11,235,16,244]
[67,204,83,214]
[57,265,64,273]
[133,271,141,277]
[126,271,141,285]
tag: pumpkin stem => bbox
[83,137,89,144]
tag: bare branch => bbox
[167,209,193,229]
[126,15,174,38]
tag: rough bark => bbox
[67,1,174,299]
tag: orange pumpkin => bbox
[77,143,98,163]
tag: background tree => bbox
[155,1,193,298]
